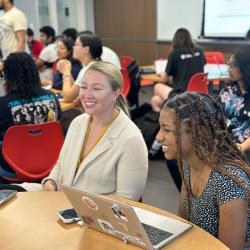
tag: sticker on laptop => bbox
[123,235,146,246]
[118,222,128,232]
[81,215,94,225]
[97,219,115,235]
[114,231,146,246]
[82,196,98,210]
[110,203,128,222]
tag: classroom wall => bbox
[94,0,242,65]
[15,0,94,38]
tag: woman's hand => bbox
[43,179,57,191]
[57,59,72,75]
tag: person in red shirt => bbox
[27,28,44,60]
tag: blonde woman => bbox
[14,61,148,201]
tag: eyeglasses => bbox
[227,59,237,68]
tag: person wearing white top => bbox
[57,33,103,102]
[0,0,27,61]
[36,26,58,82]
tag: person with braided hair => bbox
[156,92,250,250]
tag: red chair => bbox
[0,122,64,182]
[204,51,225,64]
[119,55,134,69]
[120,68,131,97]
[187,72,209,94]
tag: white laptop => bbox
[204,63,229,80]
[61,185,192,250]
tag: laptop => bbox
[61,185,192,250]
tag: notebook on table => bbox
[61,185,192,250]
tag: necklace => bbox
[76,111,119,172]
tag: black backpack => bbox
[132,103,160,148]
[126,60,141,108]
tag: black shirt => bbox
[166,48,206,92]
[0,88,61,141]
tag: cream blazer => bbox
[20,110,148,201]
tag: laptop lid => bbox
[61,185,192,250]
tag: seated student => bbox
[0,52,61,176]
[156,92,250,250]
[57,33,103,102]
[3,62,148,201]
[62,27,78,42]
[151,28,206,112]
[217,45,250,162]
[36,26,58,82]
[26,28,44,60]
[44,38,82,90]
[79,30,121,70]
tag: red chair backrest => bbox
[204,51,225,64]
[120,68,131,97]
[187,72,209,94]
[119,55,134,69]
[2,122,64,182]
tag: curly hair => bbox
[4,52,42,99]
[163,92,250,198]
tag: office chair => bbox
[187,72,209,94]
[204,51,225,64]
[119,55,134,68]
[121,68,131,97]
[0,122,64,182]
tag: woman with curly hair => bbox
[0,52,61,179]
[0,52,61,138]
[217,45,250,162]
[156,92,250,250]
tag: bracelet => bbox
[63,74,71,80]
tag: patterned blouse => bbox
[217,82,250,143]
[183,162,250,240]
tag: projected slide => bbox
[204,0,250,37]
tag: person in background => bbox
[0,0,27,61]
[5,61,148,202]
[36,26,57,82]
[151,28,206,112]
[0,52,61,179]
[217,45,250,163]
[246,29,250,42]
[79,30,121,70]
[44,38,82,90]
[62,28,78,42]
[57,33,103,102]
[156,92,250,250]
[26,27,44,60]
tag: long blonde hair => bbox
[84,61,130,116]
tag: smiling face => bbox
[156,109,178,160]
[79,69,119,117]
[156,108,194,161]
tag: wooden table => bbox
[0,192,229,250]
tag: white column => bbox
[48,0,59,34]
